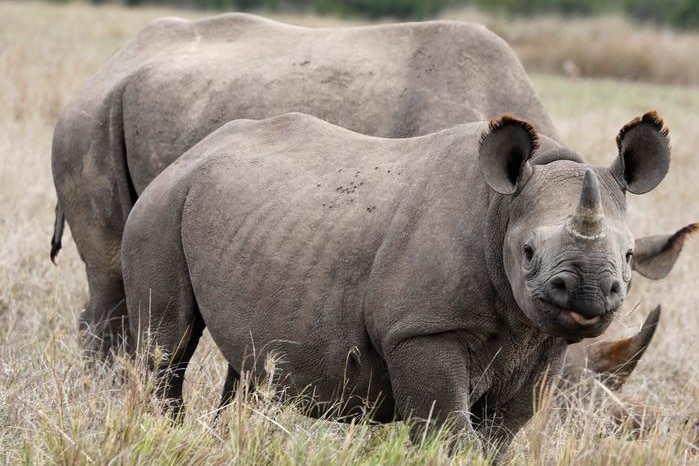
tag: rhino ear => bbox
[633,223,698,279]
[611,111,670,194]
[587,305,661,391]
[479,114,539,194]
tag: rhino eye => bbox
[523,244,535,262]
[625,250,633,264]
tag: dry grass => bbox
[1,1,698,464]
[441,8,699,86]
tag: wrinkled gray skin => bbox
[122,111,670,455]
[52,14,561,359]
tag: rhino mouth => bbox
[568,310,601,326]
[535,298,616,339]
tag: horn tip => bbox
[580,168,601,210]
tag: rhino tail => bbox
[50,203,65,265]
[587,305,661,391]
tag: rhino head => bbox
[479,111,671,341]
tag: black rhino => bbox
[121,110,671,455]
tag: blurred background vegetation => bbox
[52,0,699,29]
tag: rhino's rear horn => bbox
[587,305,661,391]
[567,168,607,239]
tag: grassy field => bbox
[1,1,699,464]
[441,8,699,86]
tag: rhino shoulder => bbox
[138,16,192,35]
[213,112,373,146]
[187,12,299,43]
[407,20,512,56]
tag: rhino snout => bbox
[545,272,623,320]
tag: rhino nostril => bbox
[546,274,573,309]
[550,276,567,291]
[601,277,622,298]
[610,281,621,295]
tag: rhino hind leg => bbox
[52,89,137,360]
[152,312,205,419]
[122,194,204,417]
[125,264,204,417]
[55,189,133,361]
[79,268,131,361]
[218,365,241,411]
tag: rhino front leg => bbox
[386,333,479,451]
[474,347,564,462]
[472,390,535,460]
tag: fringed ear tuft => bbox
[664,222,699,252]
[611,110,671,195]
[633,223,698,279]
[479,114,539,195]
[479,113,540,153]
[616,110,670,151]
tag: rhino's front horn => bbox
[567,168,607,239]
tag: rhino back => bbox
[112,15,556,192]
[51,16,212,265]
[166,114,491,401]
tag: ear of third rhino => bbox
[632,223,699,280]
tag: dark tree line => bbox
[71,0,699,28]
[480,0,699,29]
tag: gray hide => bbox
[51,14,558,358]
[122,111,671,455]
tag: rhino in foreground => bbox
[121,110,671,454]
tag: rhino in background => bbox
[121,110,671,456]
[49,13,694,392]
[50,14,559,359]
